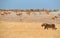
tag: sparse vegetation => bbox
[0,9,60,38]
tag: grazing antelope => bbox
[26,10,31,15]
[1,14,4,15]
[16,13,22,16]
[26,12,31,15]
[51,16,58,20]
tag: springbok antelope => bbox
[51,16,58,20]
[25,10,31,15]
[16,13,22,16]
[1,14,4,15]
[26,12,31,15]
[1,11,10,16]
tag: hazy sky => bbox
[0,0,60,10]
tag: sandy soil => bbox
[0,21,60,38]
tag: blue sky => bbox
[0,0,60,10]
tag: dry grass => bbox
[0,21,60,38]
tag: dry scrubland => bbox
[0,10,60,38]
[0,21,60,38]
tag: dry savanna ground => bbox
[0,21,60,38]
[0,10,60,38]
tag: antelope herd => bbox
[0,9,59,30]
[0,9,60,20]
